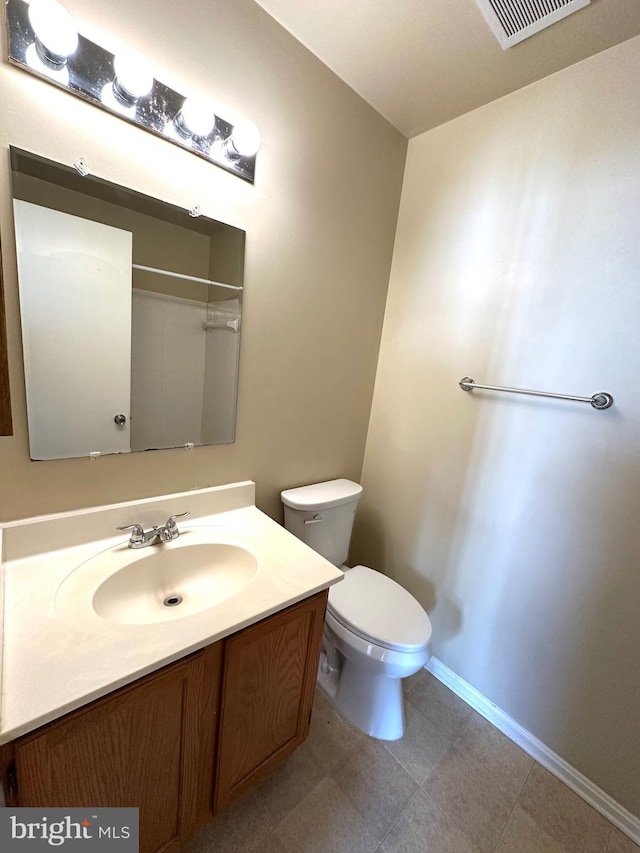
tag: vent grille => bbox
[476,0,591,49]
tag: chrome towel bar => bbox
[459,377,613,410]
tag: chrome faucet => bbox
[117,512,190,549]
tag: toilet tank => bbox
[281,479,363,567]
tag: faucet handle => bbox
[165,511,190,532]
[116,523,145,545]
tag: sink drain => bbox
[163,594,183,608]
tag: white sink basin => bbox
[55,527,260,627]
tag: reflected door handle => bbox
[114,414,127,426]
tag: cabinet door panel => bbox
[14,655,206,853]
[215,591,327,811]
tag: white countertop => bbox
[0,482,343,744]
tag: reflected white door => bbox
[13,200,133,460]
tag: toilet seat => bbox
[328,565,432,653]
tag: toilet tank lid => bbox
[281,479,363,510]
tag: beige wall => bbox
[354,38,640,816]
[0,0,406,521]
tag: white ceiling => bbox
[254,0,640,138]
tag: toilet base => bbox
[317,655,406,741]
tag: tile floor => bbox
[182,669,639,853]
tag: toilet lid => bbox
[328,565,432,653]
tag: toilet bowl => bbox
[281,479,432,740]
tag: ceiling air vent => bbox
[475,0,591,49]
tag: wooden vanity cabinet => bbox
[214,588,327,811]
[0,590,328,853]
[1,644,223,853]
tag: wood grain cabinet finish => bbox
[0,590,328,852]
[214,590,327,812]
[1,644,222,853]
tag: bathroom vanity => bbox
[0,482,342,852]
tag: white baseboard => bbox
[425,657,640,846]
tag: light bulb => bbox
[175,97,216,139]
[112,49,153,104]
[28,0,78,66]
[229,120,261,157]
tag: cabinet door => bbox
[8,648,221,853]
[214,590,327,812]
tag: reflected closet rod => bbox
[132,263,243,292]
[459,377,614,410]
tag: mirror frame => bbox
[0,238,13,436]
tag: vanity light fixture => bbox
[112,49,154,105]
[174,97,217,140]
[27,0,77,66]
[25,0,77,83]
[101,49,154,115]
[6,0,260,182]
[228,120,262,158]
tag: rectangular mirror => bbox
[10,147,245,460]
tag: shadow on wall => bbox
[433,387,638,817]
[351,341,488,646]
[350,104,640,816]
[530,447,640,807]
[354,353,639,818]
[350,502,447,621]
[431,127,639,814]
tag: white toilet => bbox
[281,478,432,741]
